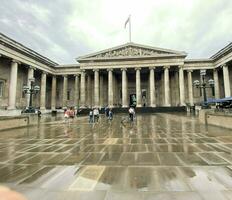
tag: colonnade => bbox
[7,59,231,110]
[7,60,59,110]
[78,66,187,108]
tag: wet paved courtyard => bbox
[0,113,232,200]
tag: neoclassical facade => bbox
[0,32,231,114]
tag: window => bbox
[0,81,4,97]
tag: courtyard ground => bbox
[0,113,232,200]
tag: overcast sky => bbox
[0,0,232,64]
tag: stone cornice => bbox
[78,53,186,63]
[211,42,232,60]
[0,33,58,67]
[184,59,214,70]
[0,42,56,74]
[54,67,81,75]
[79,57,185,69]
[184,58,214,64]
[57,64,80,68]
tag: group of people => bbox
[89,108,100,123]
[64,107,75,122]
[89,106,136,124]
[64,105,136,124]
[104,107,113,120]
[88,107,114,123]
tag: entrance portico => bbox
[77,42,187,108]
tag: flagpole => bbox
[129,15,131,42]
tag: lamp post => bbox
[23,78,40,112]
[193,70,215,107]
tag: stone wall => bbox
[199,109,232,130]
[207,113,232,129]
[0,116,29,130]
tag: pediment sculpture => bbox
[94,46,171,58]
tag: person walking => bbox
[132,107,136,121]
[89,109,93,123]
[96,108,100,122]
[69,107,75,118]
[108,109,113,120]
[129,107,134,121]
[64,108,69,123]
[93,108,99,123]
[105,106,109,117]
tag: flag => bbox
[124,15,130,28]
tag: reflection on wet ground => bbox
[0,113,232,199]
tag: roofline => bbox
[77,42,187,60]
[0,32,58,67]
[210,42,232,60]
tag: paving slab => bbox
[0,113,232,199]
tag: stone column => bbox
[94,69,100,107]
[87,74,92,108]
[74,74,80,107]
[40,72,47,110]
[222,64,231,97]
[80,70,86,108]
[164,66,170,106]
[26,67,35,107]
[100,75,104,107]
[174,71,180,106]
[136,68,142,107]
[62,75,68,108]
[108,69,113,107]
[51,75,57,110]
[187,70,194,106]
[213,68,220,99]
[179,66,185,106]
[149,67,156,107]
[121,68,128,107]
[8,60,19,109]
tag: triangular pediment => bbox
[78,42,187,61]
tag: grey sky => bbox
[0,0,232,64]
